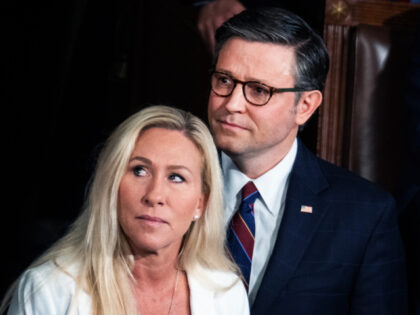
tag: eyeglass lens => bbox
[211,72,271,105]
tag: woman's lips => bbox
[136,215,168,225]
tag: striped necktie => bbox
[227,181,259,290]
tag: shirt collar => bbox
[222,139,297,215]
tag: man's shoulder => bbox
[316,154,394,205]
[296,142,394,205]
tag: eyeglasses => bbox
[210,71,308,106]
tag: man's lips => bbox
[136,215,168,224]
[217,119,247,130]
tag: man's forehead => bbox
[218,37,294,55]
[216,38,296,84]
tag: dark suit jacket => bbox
[251,139,407,315]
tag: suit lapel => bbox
[252,140,329,312]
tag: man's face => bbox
[208,38,302,168]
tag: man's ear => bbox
[295,90,323,126]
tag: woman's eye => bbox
[133,166,147,177]
[168,173,185,183]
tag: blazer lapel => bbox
[188,272,217,315]
[252,140,329,311]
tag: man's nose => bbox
[224,84,247,113]
[141,177,165,207]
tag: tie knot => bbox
[242,181,258,200]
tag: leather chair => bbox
[317,0,420,195]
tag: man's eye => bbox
[168,173,185,183]
[217,74,232,85]
[133,166,147,177]
[250,84,270,96]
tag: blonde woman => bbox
[2,105,249,315]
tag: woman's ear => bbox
[295,90,323,126]
[193,193,208,220]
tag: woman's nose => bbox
[141,177,165,206]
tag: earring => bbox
[193,215,200,221]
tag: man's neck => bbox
[228,138,297,179]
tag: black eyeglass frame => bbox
[210,71,309,106]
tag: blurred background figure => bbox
[196,0,325,55]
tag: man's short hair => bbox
[214,7,329,92]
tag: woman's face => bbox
[118,127,206,256]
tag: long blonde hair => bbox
[1,105,237,314]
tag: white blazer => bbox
[8,261,249,315]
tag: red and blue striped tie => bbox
[227,181,259,290]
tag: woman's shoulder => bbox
[20,260,76,289]
[7,261,89,314]
[20,260,79,289]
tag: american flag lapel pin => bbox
[300,205,313,213]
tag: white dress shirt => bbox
[222,139,297,305]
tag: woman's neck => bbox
[131,255,190,315]
[131,252,179,290]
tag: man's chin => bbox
[215,139,245,157]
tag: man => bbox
[207,7,407,314]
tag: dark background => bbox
[2,0,136,297]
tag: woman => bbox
[1,105,249,315]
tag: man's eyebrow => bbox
[214,69,238,78]
[215,68,270,86]
[214,68,233,75]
